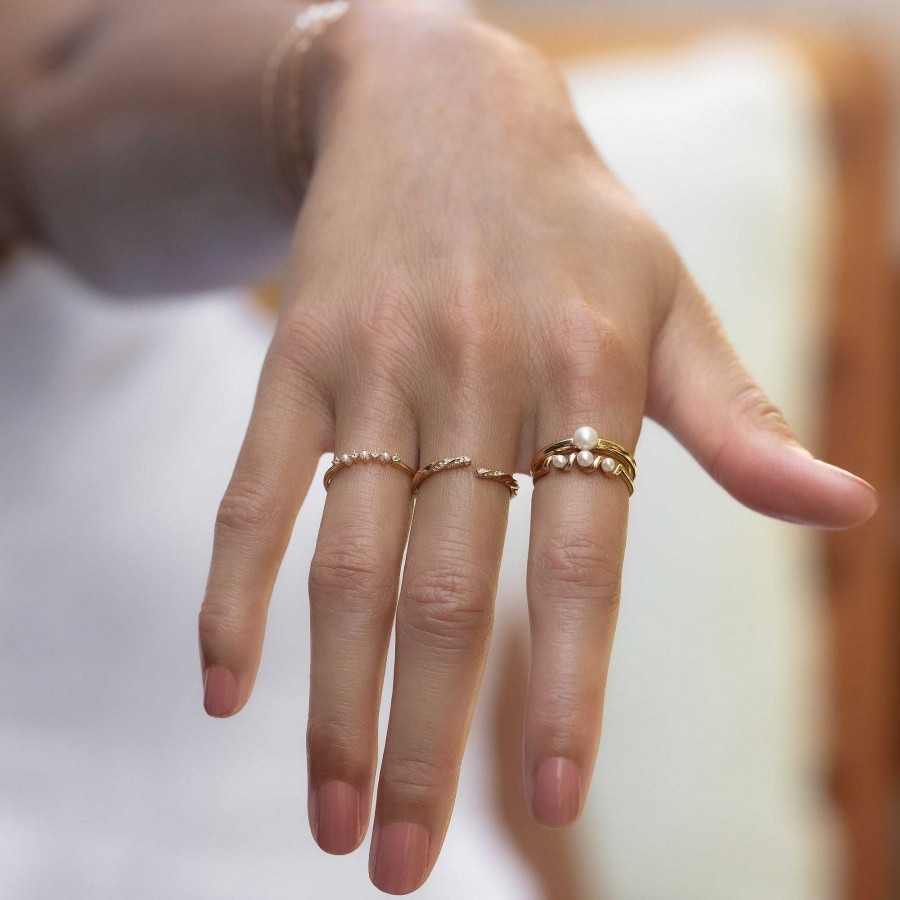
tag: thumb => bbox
[647,269,878,529]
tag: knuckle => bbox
[264,330,331,418]
[731,382,791,434]
[403,564,494,648]
[533,529,622,610]
[270,310,328,380]
[341,288,422,408]
[198,603,249,647]
[530,675,600,744]
[308,538,396,614]
[215,477,281,540]
[431,281,523,383]
[708,381,794,488]
[355,287,422,369]
[545,302,637,396]
[378,752,457,804]
[307,715,369,766]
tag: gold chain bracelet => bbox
[261,2,350,205]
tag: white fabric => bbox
[0,31,836,900]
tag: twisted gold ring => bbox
[530,426,636,495]
[323,449,415,491]
[412,457,519,497]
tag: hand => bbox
[199,4,877,894]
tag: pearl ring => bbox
[323,449,415,490]
[530,426,636,495]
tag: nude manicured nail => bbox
[372,822,429,895]
[202,665,237,717]
[532,757,582,827]
[789,446,878,496]
[316,781,360,855]
[813,458,879,498]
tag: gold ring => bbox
[323,449,415,490]
[530,426,636,495]
[412,456,519,497]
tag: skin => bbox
[1,0,879,894]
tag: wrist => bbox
[304,2,588,171]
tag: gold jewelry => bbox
[323,448,415,491]
[262,2,349,205]
[530,425,636,495]
[412,457,519,498]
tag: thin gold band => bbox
[323,449,415,491]
[530,427,637,495]
[412,457,519,497]
[261,2,349,205]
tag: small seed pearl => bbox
[576,450,595,468]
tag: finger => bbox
[306,388,417,856]
[525,322,645,829]
[199,337,328,718]
[369,401,518,895]
[647,270,878,528]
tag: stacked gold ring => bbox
[413,457,519,497]
[323,449,415,491]
[530,425,636,495]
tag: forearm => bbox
[1,0,316,292]
[0,0,580,294]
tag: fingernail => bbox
[202,666,238,717]
[788,443,878,493]
[316,781,361,855]
[372,822,429,895]
[813,459,879,498]
[532,757,582,827]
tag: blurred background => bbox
[0,1,896,899]
[471,1,899,898]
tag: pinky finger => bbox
[199,344,328,717]
[647,269,878,529]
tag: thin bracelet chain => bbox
[261,2,349,206]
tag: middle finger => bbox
[369,394,520,894]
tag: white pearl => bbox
[573,425,599,451]
[550,454,568,469]
[340,453,351,464]
[600,456,617,474]
[381,452,391,462]
[576,450,595,468]
[360,449,370,460]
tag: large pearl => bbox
[600,456,617,474]
[573,425,599,451]
[550,454,568,469]
[576,450,595,468]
